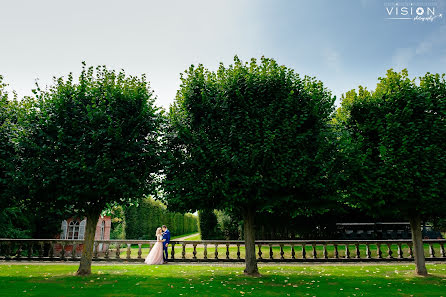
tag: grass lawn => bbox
[0,263,445,296]
[170,233,199,240]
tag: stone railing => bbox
[1,239,445,262]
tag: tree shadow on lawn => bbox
[0,264,445,296]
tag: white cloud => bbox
[415,41,433,55]
[392,25,446,70]
[392,47,415,70]
[322,47,342,73]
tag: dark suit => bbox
[162,229,171,261]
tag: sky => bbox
[1,0,445,108]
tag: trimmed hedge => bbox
[198,209,222,240]
[125,197,198,240]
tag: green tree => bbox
[198,210,222,240]
[17,64,164,275]
[163,56,336,275]
[0,76,27,238]
[336,69,446,276]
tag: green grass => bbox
[0,263,446,296]
[171,232,199,240]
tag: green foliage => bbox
[337,69,446,217]
[0,75,17,210]
[109,205,126,240]
[215,210,241,240]
[198,210,222,240]
[16,63,164,218]
[163,56,337,216]
[124,196,198,239]
[0,207,31,238]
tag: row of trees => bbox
[0,58,444,277]
[162,59,445,276]
[125,196,198,239]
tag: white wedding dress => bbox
[144,234,164,265]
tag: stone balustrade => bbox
[1,239,445,262]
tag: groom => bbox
[162,225,170,264]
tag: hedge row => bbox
[124,197,198,240]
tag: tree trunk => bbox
[76,212,99,276]
[243,207,260,277]
[409,214,428,276]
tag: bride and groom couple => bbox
[144,225,171,265]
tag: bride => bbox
[144,227,165,265]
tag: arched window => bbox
[100,220,105,240]
[60,220,68,239]
[78,219,86,240]
[68,221,80,240]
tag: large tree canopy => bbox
[0,75,16,209]
[336,69,446,275]
[17,64,164,275]
[163,56,337,275]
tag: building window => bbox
[67,221,80,240]
[79,219,86,240]
[100,220,105,240]
[60,220,68,239]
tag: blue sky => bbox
[1,0,445,108]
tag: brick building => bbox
[55,216,111,256]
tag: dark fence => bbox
[1,239,445,262]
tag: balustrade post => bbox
[269,244,273,260]
[237,244,241,260]
[397,243,403,259]
[61,243,66,260]
[39,242,44,259]
[104,244,109,259]
[302,244,306,259]
[366,244,371,259]
[345,245,350,259]
[49,242,54,259]
[291,244,296,260]
[429,243,435,258]
[214,244,218,259]
[137,244,142,259]
[440,243,445,258]
[257,244,262,260]
[27,242,33,259]
[71,243,77,260]
[5,242,11,260]
[182,243,186,260]
[116,243,121,259]
[171,243,175,260]
[386,243,393,259]
[226,244,230,260]
[377,244,382,259]
[355,243,360,259]
[312,244,317,259]
[94,242,99,259]
[192,244,197,260]
[408,243,413,259]
[204,243,208,260]
[334,244,339,259]
[280,244,285,260]
[126,244,131,260]
[323,244,328,259]
[16,244,22,259]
